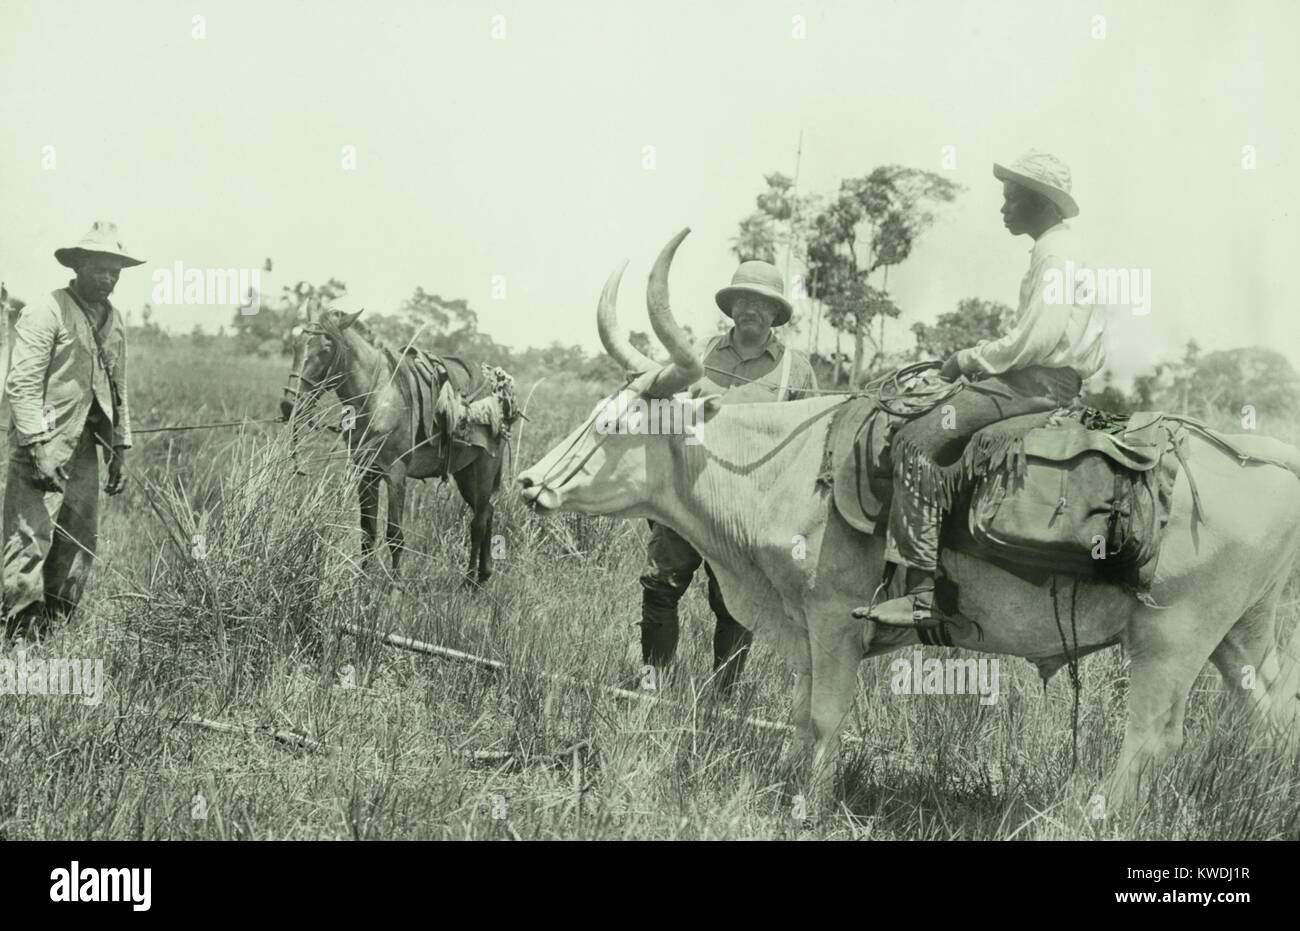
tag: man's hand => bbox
[106,446,127,496]
[27,442,68,493]
[939,354,963,382]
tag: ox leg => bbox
[1211,586,1300,743]
[359,470,382,566]
[780,648,816,818]
[1102,613,1205,818]
[800,622,863,817]
[1272,618,1300,741]
[786,670,814,766]
[385,461,408,575]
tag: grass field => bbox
[1,339,1297,840]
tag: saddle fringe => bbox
[891,429,1027,515]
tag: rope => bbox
[1,417,283,438]
[135,417,283,435]
[1050,574,1083,773]
[702,357,957,410]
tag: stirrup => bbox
[859,586,946,630]
[850,577,892,621]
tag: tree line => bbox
[730,168,1300,419]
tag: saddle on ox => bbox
[390,347,519,479]
[819,377,1262,621]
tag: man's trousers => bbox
[639,521,753,692]
[3,422,101,633]
[888,367,1081,572]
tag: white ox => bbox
[519,229,1300,815]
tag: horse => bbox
[279,307,515,582]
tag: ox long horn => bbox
[645,227,703,396]
[597,260,657,374]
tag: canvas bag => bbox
[968,424,1173,575]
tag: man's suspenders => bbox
[775,349,793,402]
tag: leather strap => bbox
[775,347,793,402]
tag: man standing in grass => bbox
[2,222,139,641]
[636,260,818,695]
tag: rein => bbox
[532,371,863,498]
[857,360,967,416]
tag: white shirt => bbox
[955,222,1106,380]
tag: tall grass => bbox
[0,345,1296,838]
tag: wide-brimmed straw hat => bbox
[992,150,1079,219]
[54,221,145,269]
[715,261,793,327]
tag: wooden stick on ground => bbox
[181,715,329,754]
[337,622,805,739]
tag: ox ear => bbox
[339,308,364,330]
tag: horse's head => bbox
[279,307,364,422]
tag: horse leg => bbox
[474,451,498,584]
[1210,584,1300,743]
[453,455,488,586]
[385,460,408,575]
[476,497,495,584]
[1101,609,1207,818]
[359,469,381,566]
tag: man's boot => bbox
[635,587,681,690]
[4,603,50,644]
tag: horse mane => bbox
[318,309,403,370]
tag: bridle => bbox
[530,374,671,496]
[282,325,346,415]
[530,397,611,497]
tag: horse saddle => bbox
[436,355,491,402]
[393,349,516,480]
[392,350,472,472]
[822,398,1187,588]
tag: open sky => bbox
[2,0,1296,383]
